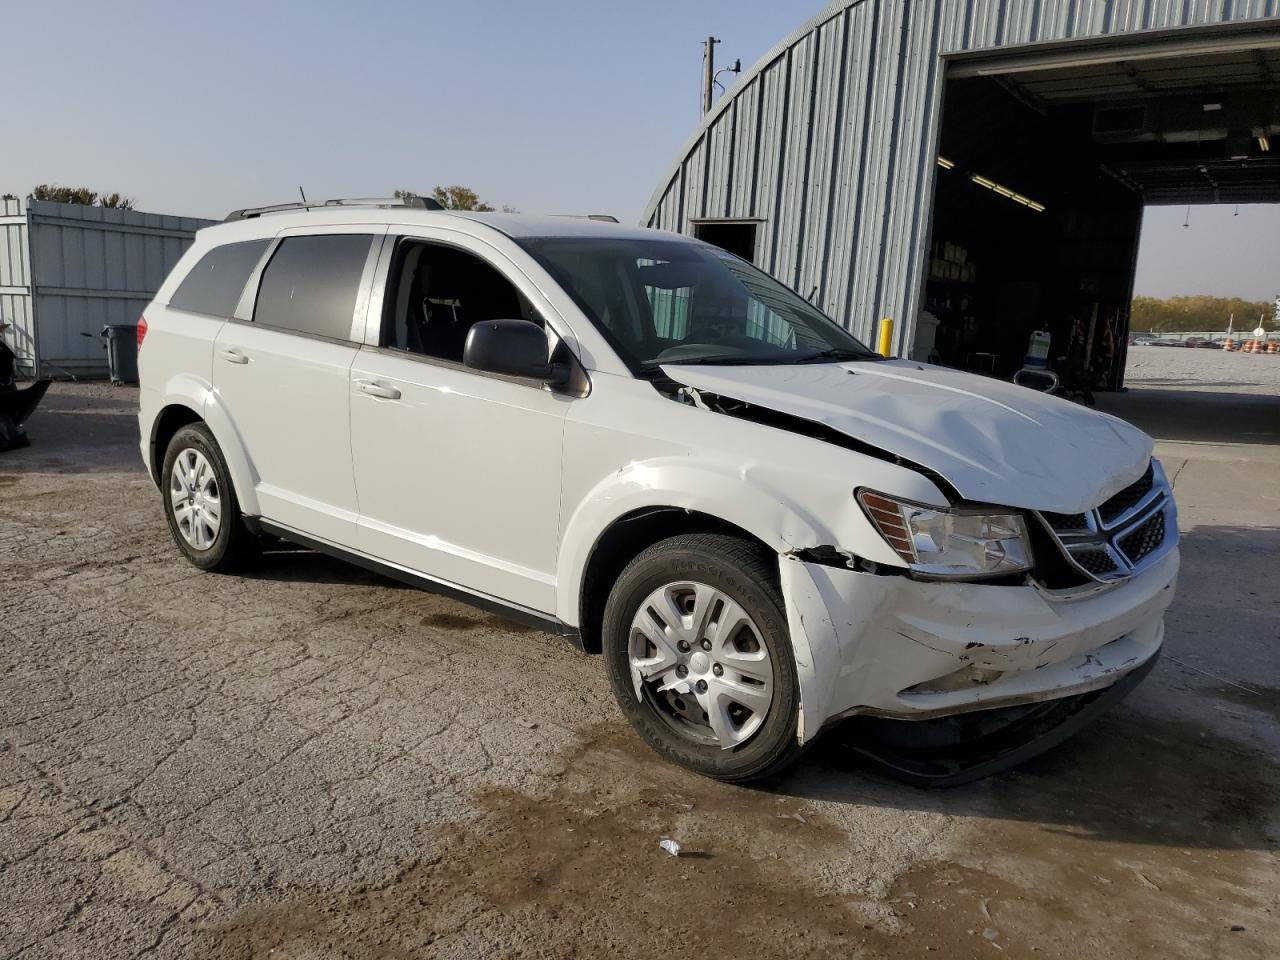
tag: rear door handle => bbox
[219,348,249,365]
[356,379,401,400]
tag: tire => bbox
[602,533,805,783]
[161,423,258,572]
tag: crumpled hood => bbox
[661,359,1153,514]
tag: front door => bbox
[349,236,573,613]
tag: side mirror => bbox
[463,319,570,385]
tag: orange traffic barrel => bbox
[1268,341,1278,354]
[1223,337,1234,351]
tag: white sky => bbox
[1133,204,1279,301]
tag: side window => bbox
[254,234,374,340]
[381,240,541,363]
[169,239,270,317]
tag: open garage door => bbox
[923,24,1280,390]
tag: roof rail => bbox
[224,194,444,222]
[550,213,620,223]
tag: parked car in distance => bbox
[1130,335,1157,346]
[137,198,1180,784]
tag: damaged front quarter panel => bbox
[555,373,949,629]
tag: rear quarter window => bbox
[253,234,374,340]
[169,239,271,317]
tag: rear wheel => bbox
[161,423,258,572]
[603,533,804,782]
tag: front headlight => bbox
[857,490,1032,580]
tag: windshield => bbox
[517,237,879,371]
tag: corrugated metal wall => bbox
[642,0,1280,353]
[0,197,36,374]
[0,198,213,376]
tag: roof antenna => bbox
[299,186,308,204]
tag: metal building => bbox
[643,0,1280,382]
[0,197,214,378]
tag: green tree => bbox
[1130,295,1273,333]
[396,186,516,213]
[431,185,494,211]
[32,184,135,209]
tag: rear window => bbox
[254,234,374,340]
[169,239,270,317]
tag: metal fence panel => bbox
[0,197,36,374]
[0,199,216,377]
[26,200,215,375]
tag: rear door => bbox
[212,226,384,544]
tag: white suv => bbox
[138,198,1179,783]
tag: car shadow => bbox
[250,543,410,589]
[2,385,143,474]
[1095,386,1280,444]
[760,522,1280,854]
[766,702,1277,853]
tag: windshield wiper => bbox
[794,348,881,363]
[650,348,880,368]
[654,356,792,367]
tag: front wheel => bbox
[602,533,804,783]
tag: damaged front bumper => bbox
[780,547,1178,743]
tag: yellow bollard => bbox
[877,317,894,357]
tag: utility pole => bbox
[702,36,719,115]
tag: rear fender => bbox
[156,373,260,517]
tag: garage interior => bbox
[923,32,1280,389]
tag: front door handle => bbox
[356,379,402,400]
[219,348,249,365]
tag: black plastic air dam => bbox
[832,652,1159,788]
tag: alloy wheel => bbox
[169,448,222,551]
[628,580,774,748]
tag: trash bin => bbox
[103,324,139,384]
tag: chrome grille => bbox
[1074,549,1120,576]
[1098,462,1155,525]
[1041,511,1090,532]
[1036,459,1177,584]
[1117,510,1165,564]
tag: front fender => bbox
[555,456,835,627]
[157,373,261,517]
